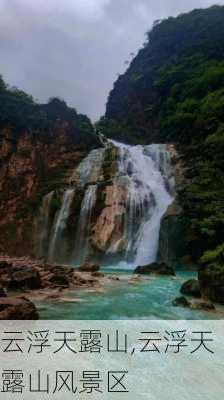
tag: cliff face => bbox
[105,6,224,144]
[34,144,130,265]
[158,145,193,268]
[102,6,224,289]
[0,121,98,256]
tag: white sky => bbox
[0,0,223,121]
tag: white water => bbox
[36,191,54,258]
[39,140,174,267]
[72,185,97,264]
[112,141,174,267]
[75,148,105,187]
[48,189,74,262]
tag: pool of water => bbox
[37,270,223,320]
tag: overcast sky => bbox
[0,0,223,121]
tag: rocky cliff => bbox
[0,93,99,256]
[158,145,193,268]
[101,5,224,301]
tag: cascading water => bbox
[36,191,54,258]
[112,142,174,267]
[72,185,97,264]
[37,139,174,268]
[48,189,74,262]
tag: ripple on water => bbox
[37,271,224,320]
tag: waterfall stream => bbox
[48,189,75,262]
[38,141,174,267]
[72,185,97,264]
[113,141,174,267]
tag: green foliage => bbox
[0,79,95,145]
[95,117,147,144]
[201,243,224,265]
[105,5,224,268]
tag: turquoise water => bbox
[37,270,223,320]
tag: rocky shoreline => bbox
[0,256,113,319]
[0,256,222,319]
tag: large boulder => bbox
[91,180,128,255]
[8,267,42,290]
[79,261,100,272]
[198,266,224,304]
[0,297,39,319]
[134,262,175,276]
[38,264,74,289]
[0,261,42,290]
[180,279,201,298]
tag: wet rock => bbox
[0,286,7,297]
[180,279,201,298]
[198,267,224,304]
[47,273,70,288]
[91,271,104,278]
[91,177,128,255]
[134,262,175,276]
[73,272,99,288]
[0,256,103,296]
[0,297,39,320]
[190,300,215,311]
[8,267,42,290]
[38,264,74,289]
[79,261,100,272]
[172,296,190,307]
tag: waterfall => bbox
[36,191,54,258]
[74,148,105,187]
[48,189,74,262]
[112,141,174,267]
[37,140,174,267]
[72,185,97,264]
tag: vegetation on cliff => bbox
[104,5,224,279]
[0,76,98,255]
[0,75,95,145]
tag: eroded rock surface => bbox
[79,261,100,272]
[199,267,224,304]
[134,262,175,276]
[0,296,39,320]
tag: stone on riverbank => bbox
[0,296,39,320]
[79,261,100,272]
[173,296,215,311]
[190,300,215,311]
[134,262,175,276]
